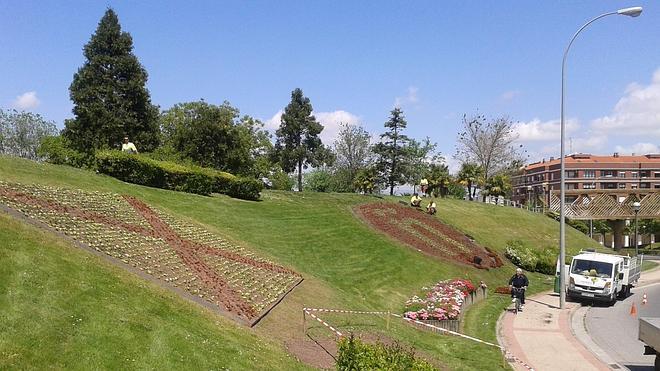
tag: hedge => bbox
[95,151,262,200]
[504,239,557,275]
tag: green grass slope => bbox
[0,156,603,370]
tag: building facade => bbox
[512,153,660,206]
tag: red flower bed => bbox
[354,202,502,269]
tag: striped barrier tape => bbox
[303,307,390,315]
[303,309,343,337]
[302,307,535,370]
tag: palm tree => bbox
[426,163,452,197]
[484,174,511,205]
[457,163,483,201]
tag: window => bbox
[640,182,651,189]
[641,171,651,178]
[566,183,578,190]
[566,170,579,178]
[601,182,617,189]
[584,170,595,178]
[571,259,613,278]
[631,171,638,178]
[618,171,626,178]
[655,184,660,189]
[632,184,638,189]
[601,170,615,177]
[583,183,596,189]
[654,172,660,178]
[618,183,627,189]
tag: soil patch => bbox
[354,202,503,269]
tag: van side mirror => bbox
[618,272,624,280]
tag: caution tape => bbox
[302,307,535,370]
[303,309,343,337]
[303,307,390,315]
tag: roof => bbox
[525,153,660,171]
[573,252,624,264]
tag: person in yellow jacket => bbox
[426,199,437,215]
[420,178,429,196]
[122,136,138,154]
[410,193,422,207]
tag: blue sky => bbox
[2,1,659,171]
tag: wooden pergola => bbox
[549,190,660,220]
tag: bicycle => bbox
[511,287,526,314]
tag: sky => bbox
[1,1,659,172]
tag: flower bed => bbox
[354,202,503,269]
[404,279,477,321]
[0,181,300,324]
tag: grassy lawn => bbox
[642,260,659,272]
[0,156,605,369]
[0,213,308,370]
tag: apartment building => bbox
[512,153,660,206]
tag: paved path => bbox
[498,291,610,371]
[497,265,660,371]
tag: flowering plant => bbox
[403,279,477,321]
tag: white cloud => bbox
[614,142,660,155]
[394,86,419,108]
[264,109,283,131]
[262,109,360,145]
[315,110,360,144]
[513,118,579,142]
[12,91,40,110]
[591,68,660,138]
[500,90,521,102]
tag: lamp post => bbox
[633,201,641,255]
[559,6,642,309]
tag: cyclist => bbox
[509,268,529,310]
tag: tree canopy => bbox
[455,114,522,191]
[274,88,330,191]
[63,8,159,153]
[0,109,57,160]
[373,107,411,195]
[160,100,270,176]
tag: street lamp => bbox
[559,6,642,309]
[633,201,641,255]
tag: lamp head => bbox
[632,201,641,212]
[617,7,643,17]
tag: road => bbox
[584,283,660,370]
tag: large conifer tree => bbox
[64,8,159,152]
[373,107,410,195]
[274,88,325,191]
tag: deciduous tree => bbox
[333,123,372,188]
[455,114,522,200]
[457,163,483,201]
[0,109,57,160]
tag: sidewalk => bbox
[497,264,660,371]
[497,291,609,371]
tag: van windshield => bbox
[571,259,613,278]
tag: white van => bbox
[567,250,642,304]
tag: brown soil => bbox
[354,202,503,269]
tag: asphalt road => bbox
[585,283,660,370]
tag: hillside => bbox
[0,155,603,370]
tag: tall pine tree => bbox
[63,8,159,152]
[274,88,325,191]
[373,107,410,195]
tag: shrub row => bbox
[504,239,557,275]
[95,150,262,200]
[337,334,436,371]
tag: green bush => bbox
[304,169,333,192]
[96,150,214,196]
[269,169,294,191]
[505,239,558,275]
[227,177,263,201]
[336,334,436,371]
[37,136,95,168]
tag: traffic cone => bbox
[630,302,638,317]
[642,293,648,305]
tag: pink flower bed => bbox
[404,279,477,321]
